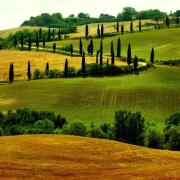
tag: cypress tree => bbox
[117,21,119,32]
[36,33,39,49]
[45,62,49,76]
[64,58,68,77]
[90,39,94,56]
[106,58,109,67]
[20,33,24,49]
[9,63,14,83]
[139,20,142,32]
[111,50,115,65]
[101,24,104,37]
[79,38,83,56]
[58,27,61,40]
[130,21,133,33]
[28,36,31,50]
[13,36,18,47]
[134,56,138,73]
[166,16,170,27]
[100,40,103,66]
[39,28,42,39]
[121,24,124,34]
[52,29,55,40]
[53,43,56,53]
[177,15,179,27]
[127,43,132,65]
[150,48,155,64]
[81,52,86,77]
[43,34,46,48]
[96,50,99,64]
[48,27,51,41]
[70,44,73,56]
[85,24,89,38]
[110,41,114,57]
[27,61,31,80]
[117,38,121,58]
[97,24,100,37]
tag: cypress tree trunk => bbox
[127,43,132,65]
[117,38,121,58]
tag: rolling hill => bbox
[0,135,179,179]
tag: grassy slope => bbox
[0,65,179,127]
[48,28,180,61]
[0,135,179,179]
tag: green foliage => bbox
[114,110,145,145]
[0,127,4,136]
[49,69,63,78]
[33,119,55,134]
[89,126,106,138]
[34,69,41,79]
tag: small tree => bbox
[134,55,138,73]
[97,24,101,37]
[48,27,51,41]
[117,21,119,32]
[150,48,155,64]
[106,58,109,67]
[39,28,42,39]
[64,58,68,77]
[121,24,124,34]
[79,38,83,56]
[36,33,39,49]
[101,24,104,37]
[130,21,133,33]
[81,52,86,77]
[139,20,142,32]
[9,63,14,83]
[90,39,94,56]
[27,61,31,80]
[53,43,56,53]
[43,34,46,48]
[127,43,132,65]
[117,38,121,58]
[45,62,49,76]
[70,44,73,57]
[28,36,31,50]
[58,27,61,40]
[165,16,170,27]
[85,24,89,38]
[100,40,103,66]
[14,36,18,47]
[96,50,99,64]
[20,33,24,49]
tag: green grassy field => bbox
[0,65,179,128]
[47,28,180,61]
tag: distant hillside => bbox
[0,135,179,179]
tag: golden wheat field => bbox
[0,50,127,81]
[0,135,179,179]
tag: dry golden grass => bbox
[0,135,179,179]
[0,50,126,81]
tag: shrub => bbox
[68,67,77,77]
[0,127,4,136]
[48,69,63,78]
[33,119,55,134]
[54,114,67,129]
[146,128,164,149]
[61,121,88,136]
[9,125,26,135]
[100,123,114,139]
[34,69,41,79]
[114,110,145,145]
[89,123,106,138]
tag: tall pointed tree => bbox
[97,24,100,37]
[139,20,142,32]
[58,27,61,40]
[79,38,83,56]
[96,50,99,64]
[9,63,14,83]
[45,62,49,76]
[20,33,24,49]
[48,27,51,41]
[27,61,31,80]
[39,28,42,39]
[43,34,46,48]
[117,21,119,32]
[90,39,94,56]
[150,48,155,64]
[64,58,68,77]
[117,38,121,58]
[127,43,132,65]
[111,50,115,65]
[36,33,39,49]
[111,41,114,57]
[134,56,138,73]
[165,16,170,27]
[70,44,73,57]
[121,24,124,34]
[28,36,31,51]
[130,21,133,33]
[101,24,104,37]
[85,24,89,38]
[52,29,55,40]
[100,40,103,66]
[81,52,86,77]
[106,58,109,67]
[53,43,56,53]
